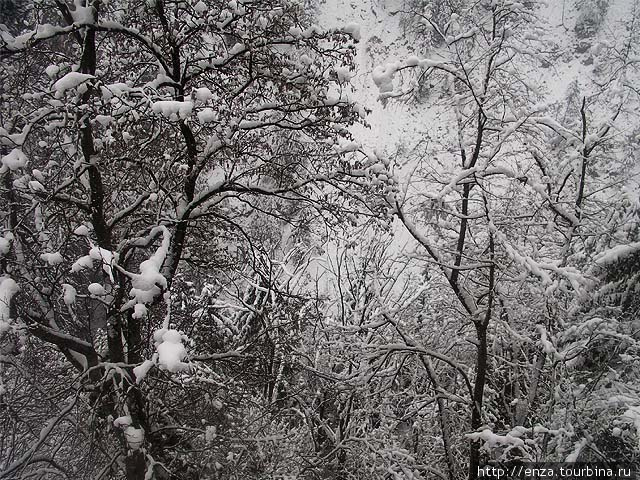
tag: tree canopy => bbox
[2,0,640,479]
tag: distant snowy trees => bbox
[369,0,640,478]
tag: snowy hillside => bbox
[317,0,640,155]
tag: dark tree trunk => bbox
[468,321,488,480]
[125,450,147,480]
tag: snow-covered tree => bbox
[0,0,382,477]
[368,0,640,477]
[3,0,640,478]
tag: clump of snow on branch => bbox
[52,72,94,97]
[621,406,640,450]
[71,244,116,281]
[132,359,155,383]
[151,100,193,120]
[565,438,588,462]
[89,246,115,281]
[124,226,170,313]
[133,303,147,319]
[112,416,144,450]
[372,63,398,94]
[537,325,564,361]
[71,254,94,272]
[40,251,63,265]
[125,427,144,450]
[88,283,107,296]
[205,425,217,442]
[0,276,19,334]
[0,234,11,256]
[28,180,46,192]
[197,108,217,123]
[372,56,452,98]
[193,87,213,102]
[595,242,640,265]
[62,284,76,305]
[73,225,90,236]
[154,329,191,373]
[113,415,132,428]
[1,149,28,171]
[466,427,525,449]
